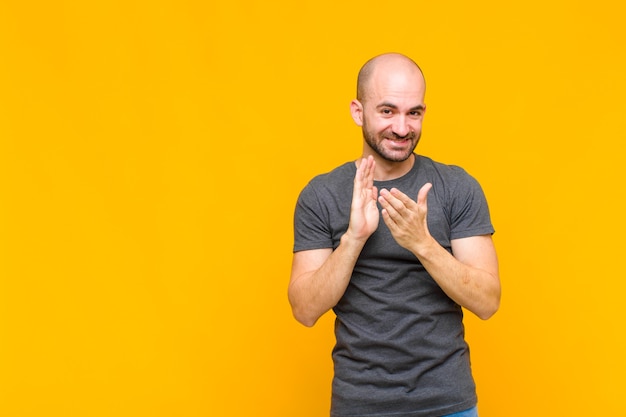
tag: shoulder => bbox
[416,155,479,189]
[295,161,355,214]
[302,161,356,194]
[417,155,470,177]
[416,155,489,217]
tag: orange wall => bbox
[1,1,625,416]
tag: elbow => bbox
[475,276,501,320]
[476,307,497,321]
[476,294,501,320]
[288,291,321,327]
[293,311,318,328]
[289,299,321,327]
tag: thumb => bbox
[417,182,432,206]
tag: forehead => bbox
[365,66,425,105]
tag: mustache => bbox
[385,131,416,140]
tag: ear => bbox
[350,99,364,126]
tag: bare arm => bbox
[416,234,500,319]
[378,184,501,319]
[288,235,365,327]
[288,156,379,327]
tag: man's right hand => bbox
[288,156,380,327]
[347,155,379,242]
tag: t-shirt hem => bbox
[330,399,477,417]
[450,226,494,240]
[293,240,334,252]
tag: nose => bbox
[391,116,411,138]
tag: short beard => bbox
[362,119,420,162]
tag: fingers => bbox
[354,157,376,200]
[381,183,432,207]
[360,156,375,182]
[378,189,404,225]
[352,157,379,213]
[378,183,433,250]
[378,188,413,213]
[354,157,371,184]
[378,183,432,219]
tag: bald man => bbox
[289,53,501,417]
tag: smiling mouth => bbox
[385,132,415,141]
[385,137,411,143]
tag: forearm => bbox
[288,233,366,327]
[412,238,501,320]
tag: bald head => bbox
[356,53,425,101]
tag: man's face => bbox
[353,66,426,162]
[360,103,424,162]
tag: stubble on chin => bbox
[363,130,419,163]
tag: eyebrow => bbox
[376,102,425,112]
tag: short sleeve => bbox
[448,169,494,240]
[293,183,334,252]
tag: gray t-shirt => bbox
[293,155,494,417]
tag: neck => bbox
[363,153,415,181]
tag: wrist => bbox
[411,236,439,259]
[341,229,370,248]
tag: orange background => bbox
[1,1,625,416]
